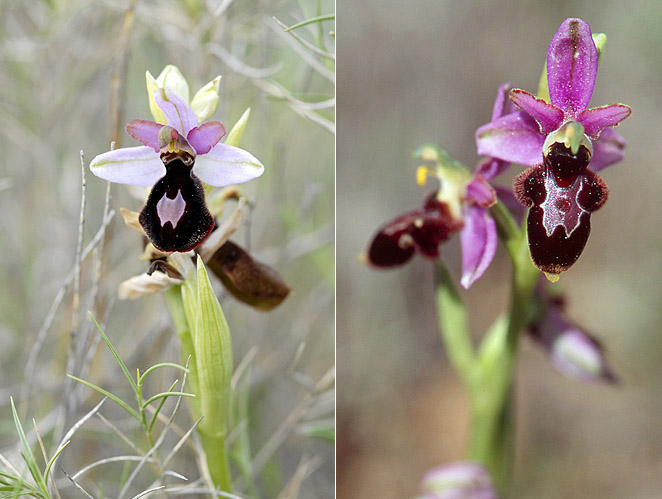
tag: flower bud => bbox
[418,461,497,499]
[528,295,617,383]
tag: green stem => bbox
[461,202,539,493]
[200,432,232,492]
[434,260,476,386]
[436,203,540,493]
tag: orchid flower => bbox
[366,82,521,288]
[90,81,264,253]
[476,18,631,277]
[528,290,617,383]
[366,144,498,289]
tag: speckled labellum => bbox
[514,141,608,275]
[139,149,214,253]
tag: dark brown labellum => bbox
[139,158,215,252]
[513,160,608,274]
[544,142,591,187]
[367,193,464,268]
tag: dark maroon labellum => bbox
[367,193,464,268]
[139,158,215,252]
[513,143,608,274]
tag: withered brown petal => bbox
[208,240,291,311]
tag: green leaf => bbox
[138,362,189,386]
[143,391,194,408]
[67,375,140,421]
[88,313,138,393]
[283,14,335,32]
[10,397,48,495]
[302,424,335,443]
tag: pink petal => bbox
[577,104,632,138]
[475,157,509,181]
[547,18,598,116]
[126,120,163,152]
[491,82,515,121]
[476,111,545,166]
[187,121,226,155]
[193,143,264,187]
[153,88,198,136]
[89,146,166,187]
[465,176,496,207]
[590,128,626,172]
[510,89,564,135]
[460,205,497,289]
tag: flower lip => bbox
[139,157,215,252]
[366,194,464,268]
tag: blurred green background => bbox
[0,0,333,497]
[337,1,661,498]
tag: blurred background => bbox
[337,1,661,498]
[0,0,333,497]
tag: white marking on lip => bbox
[156,190,186,228]
[540,173,585,237]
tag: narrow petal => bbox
[153,88,198,136]
[460,205,497,289]
[590,128,626,171]
[510,89,564,134]
[193,143,264,187]
[577,104,631,138]
[465,175,496,207]
[187,121,226,155]
[547,18,598,116]
[476,111,545,166]
[90,146,165,187]
[126,120,163,152]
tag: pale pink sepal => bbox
[193,143,264,187]
[90,146,166,187]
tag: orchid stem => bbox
[434,201,539,494]
[434,260,476,386]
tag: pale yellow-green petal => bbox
[146,71,166,124]
[191,75,222,123]
[225,107,251,147]
[157,64,190,103]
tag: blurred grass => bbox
[0,0,334,497]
